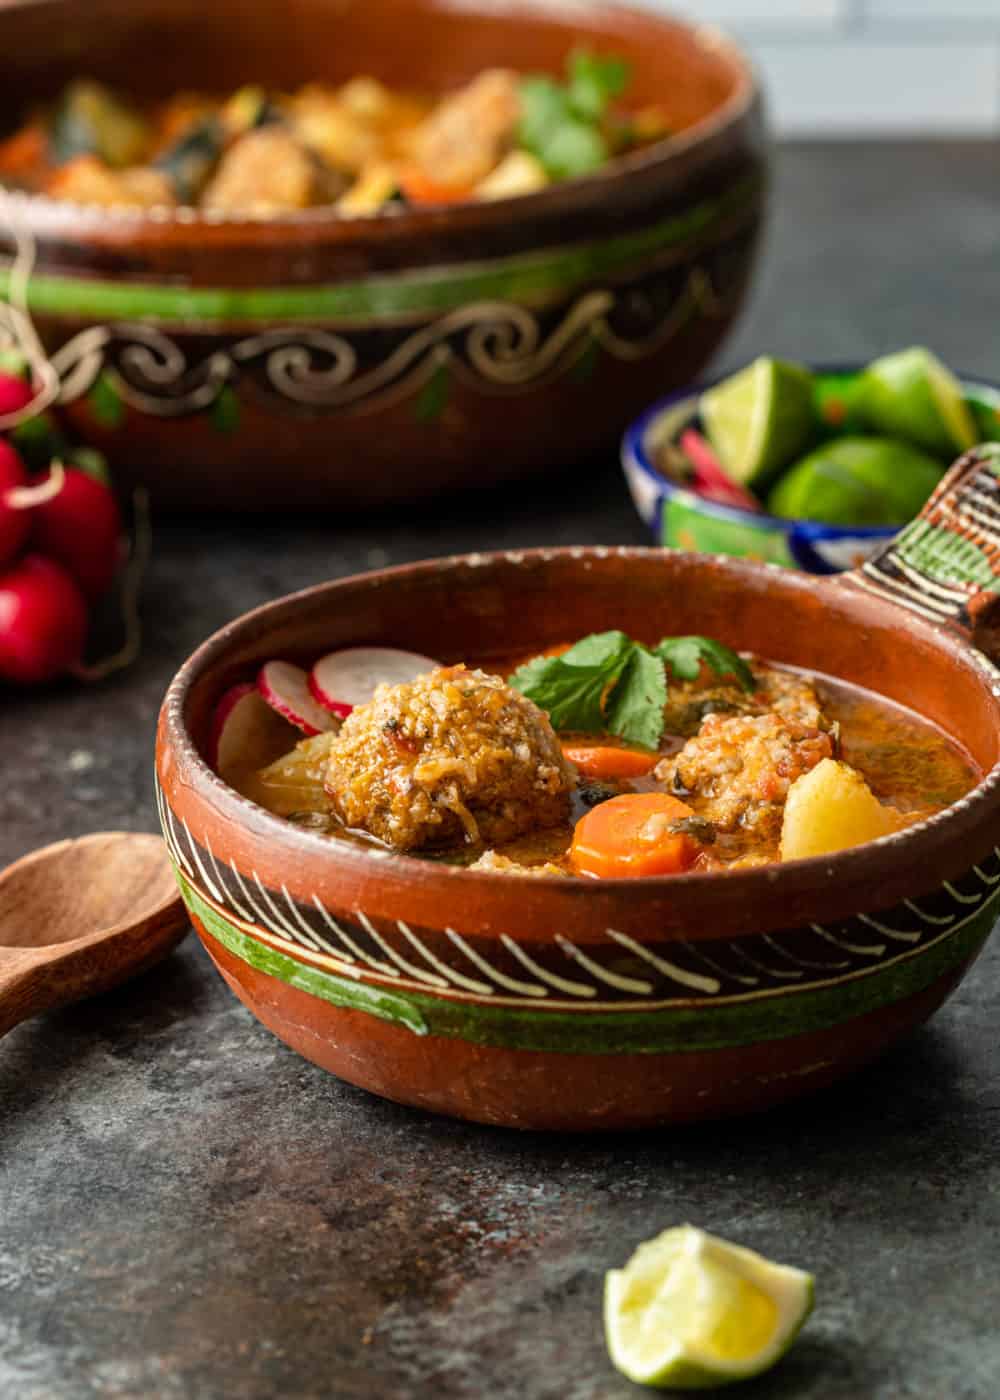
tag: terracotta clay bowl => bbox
[156,447,1000,1131]
[0,0,765,511]
[622,365,1000,572]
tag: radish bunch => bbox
[212,646,439,772]
[0,371,123,685]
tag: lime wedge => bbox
[857,347,977,456]
[965,384,1000,442]
[700,358,816,488]
[767,435,944,526]
[604,1225,814,1390]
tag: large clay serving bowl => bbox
[0,0,765,510]
[156,447,1000,1131]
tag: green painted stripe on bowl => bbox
[2,176,760,324]
[178,873,996,1055]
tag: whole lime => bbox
[767,436,944,526]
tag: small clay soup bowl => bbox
[156,448,1000,1131]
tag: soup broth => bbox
[227,651,979,876]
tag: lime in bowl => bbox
[621,357,1000,573]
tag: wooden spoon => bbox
[0,831,189,1037]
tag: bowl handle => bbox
[842,443,1000,654]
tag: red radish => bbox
[680,428,762,513]
[210,681,299,778]
[307,675,354,720]
[31,466,123,602]
[0,553,88,684]
[258,660,339,736]
[0,439,30,566]
[0,371,36,419]
[309,646,440,717]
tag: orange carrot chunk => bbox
[562,744,659,780]
[570,792,701,879]
[397,167,475,205]
[0,123,45,175]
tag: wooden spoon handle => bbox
[0,955,48,1036]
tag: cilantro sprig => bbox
[510,631,753,749]
[655,637,755,692]
[518,49,632,180]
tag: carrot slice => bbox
[562,744,659,780]
[0,123,45,176]
[570,792,701,879]
[398,167,475,205]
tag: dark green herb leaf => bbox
[606,644,667,749]
[655,636,755,693]
[510,629,634,732]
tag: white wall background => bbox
[645,1,1000,135]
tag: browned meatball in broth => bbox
[325,665,575,851]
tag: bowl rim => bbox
[158,545,1000,902]
[0,3,761,236]
[621,364,1000,537]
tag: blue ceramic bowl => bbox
[621,366,1000,573]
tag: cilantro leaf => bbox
[511,629,754,748]
[567,49,631,122]
[605,644,667,749]
[517,76,570,152]
[655,636,755,693]
[510,630,634,732]
[517,48,630,180]
[537,121,608,179]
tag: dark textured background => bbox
[3,143,1000,1399]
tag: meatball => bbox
[662,660,824,737]
[659,712,835,842]
[411,69,520,188]
[325,665,574,851]
[202,128,343,213]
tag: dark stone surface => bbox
[3,142,1000,1399]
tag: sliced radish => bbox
[258,660,339,736]
[680,428,763,513]
[210,682,299,778]
[307,672,354,720]
[309,646,440,717]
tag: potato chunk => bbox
[243,732,338,818]
[779,758,907,861]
